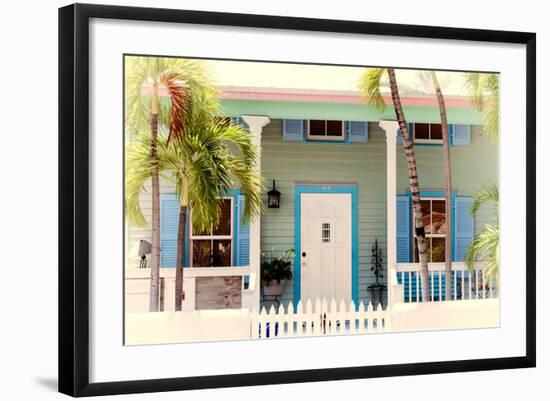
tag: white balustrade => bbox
[394,262,497,302]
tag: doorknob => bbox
[302,251,306,257]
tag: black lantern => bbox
[267,180,281,208]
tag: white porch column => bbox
[241,115,270,311]
[379,121,400,309]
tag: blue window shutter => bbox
[451,124,471,146]
[235,195,250,266]
[396,123,413,145]
[448,124,454,146]
[231,117,249,131]
[396,195,411,262]
[454,196,474,261]
[396,128,403,144]
[283,119,305,141]
[348,121,369,143]
[160,194,180,268]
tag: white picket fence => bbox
[253,299,391,339]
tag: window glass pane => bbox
[430,123,443,139]
[309,120,326,136]
[322,223,331,243]
[192,240,211,267]
[193,223,210,237]
[212,199,232,236]
[431,238,446,262]
[414,123,430,139]
[213,240,232,267]
[192,210,210,236]
[326,120,343,136]
[420,200,431,234]
[431,199,446,234]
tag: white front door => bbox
[300,193,352,303]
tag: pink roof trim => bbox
[220,90,472,108]
[140,86,473,108]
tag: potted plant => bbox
[261,248,294,297]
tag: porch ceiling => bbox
[220,99,483,125]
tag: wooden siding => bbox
[125,120,498,309]
[396,125,499,239]
[260,119,387,307]
[261,120,497,308]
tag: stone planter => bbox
[262,280,285,297]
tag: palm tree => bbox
[126,98,263,310]
[464,73,499,143]
[464,182,499,281]
[464,73,500,283]
[161,117,262,311]
[360,68,430,302]
[125,56,210,311]
[430,72,453,301]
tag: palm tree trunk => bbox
[387,68,431,302]
[431,72,453,301]
[149,85,161,312]
[175,206,187,311]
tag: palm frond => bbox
[464,72,499,143]
[159,72,192,143]
[464,223,499,280]
[466,181,500,280]
[359,68,387,112]
[125,56,217,140]
[125,55,262,239]
[125,57,151,135]
[471,180,499,216]
[124,133,156,227]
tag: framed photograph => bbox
[58,3,536,397]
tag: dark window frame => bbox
[306,119,345,141]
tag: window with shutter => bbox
[347,121,369,143]
[454,196,474,261]
[190,198,234,267]
[283,119,305,141]
[451,124,471,146]
[306,120,345,141]
[396,123,413,145]
[412,197,447,263]
[396,195,411,263]
[412,123,444,144]
[160,194,180,268]
[235,194,250,266]
[231,117,249,132]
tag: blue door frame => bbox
[293,184,359,305]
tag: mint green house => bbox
[124,63,498,313]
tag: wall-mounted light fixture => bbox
[138,240,152,268]
[267,180,281,208]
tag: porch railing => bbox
[394,262,497,303]
[253,299,391,339]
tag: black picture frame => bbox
[59,3,536,397]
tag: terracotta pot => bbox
[263,280,285,297]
